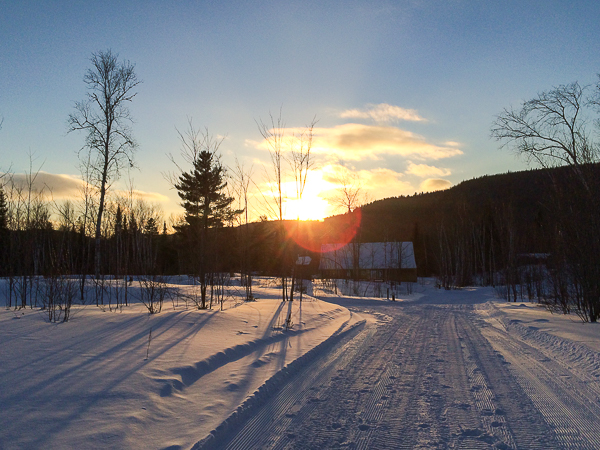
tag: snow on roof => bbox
[319,242,416,270]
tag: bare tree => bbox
[232,159,255,301]
[328,168,369,284]
[257,111,290,301]
[491,82,597,187]
[492,80,600,321]
[256,112,317,302]
[68,49,141,279]
[287,118,316,301]
[330,168,369,214]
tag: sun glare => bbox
[281,171,334,221]
[283,195,329,221]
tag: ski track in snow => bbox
[196,298,600,450]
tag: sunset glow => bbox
[281,171,337,221]
[283,195,329,221]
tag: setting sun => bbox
[281,171,336,221]
[283,194,329,221]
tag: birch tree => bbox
[68,49,141,279]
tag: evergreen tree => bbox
[144,217,159,236]
[176,150,237,230]
[175,149,240,308]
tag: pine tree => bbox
[176,150,237,230]
[144,217,159,236]
[175,150,240,308]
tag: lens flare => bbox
[284,208,362,253]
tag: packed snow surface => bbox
[0,279,354,450]
[206,281,600,450]
[2,279,600,449]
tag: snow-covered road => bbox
[200,292,600,449]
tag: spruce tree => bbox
[176,150,237,230]
[175,150,240,308]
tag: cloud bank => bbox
[7,172,84,199]
[5,172,169,203]
[311,124,463,161]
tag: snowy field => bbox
[2,279,600,449]
[0,278,357,450]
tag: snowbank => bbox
[477,300,600,379]
[0,283,354,450]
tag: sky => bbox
[2,0,600,222]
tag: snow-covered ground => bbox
[0,279,357,450]
[2,279,599,449]
[205,281,600,449]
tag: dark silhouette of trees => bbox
[492,80,600,321]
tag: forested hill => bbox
[355,164,599,241]
[318,163,599,276]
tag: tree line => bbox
[2,50,598,323]
[0,50,323,320]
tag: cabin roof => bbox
[319,242,416,270]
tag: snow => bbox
[208,281,600,449]
[0,279,355,450]
[2,278,600,449]
[478,300,600,354]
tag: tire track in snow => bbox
[208,316,379,450]
[198,302,595,450]
[218,309,418,449]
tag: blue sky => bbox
[2,0,600,220]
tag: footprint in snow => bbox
[461,428,483,437]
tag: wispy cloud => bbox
[5,172,169,203]
[7,172,84,199]
[420,178,452,192]
[127,190,170,203]
[405,162,451,178]
[321,164,414,205]
[340,103,426,123]
[311,124,463,161]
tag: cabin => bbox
[318,242,417,282]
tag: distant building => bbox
[318,242,417,282]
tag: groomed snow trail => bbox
[197,293,600,450]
